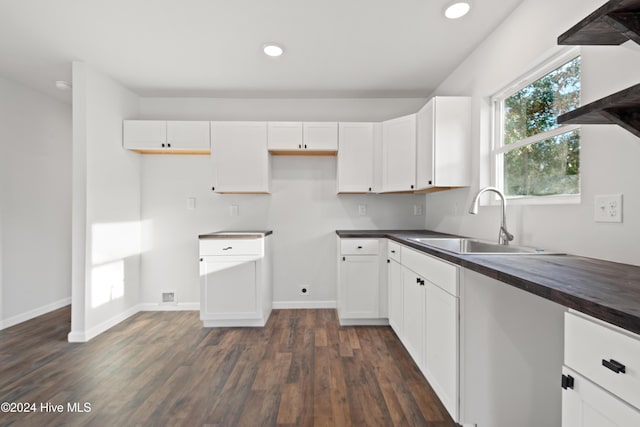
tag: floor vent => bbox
[162,292,176,303]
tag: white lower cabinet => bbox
[387,258,403,336]
[337,238,387,325]
[199,235,272,327]
[562,367,640,427]
[402,265,425,364]
[395,243,460,422]
[424,280,459,420]
[562,311,640,426]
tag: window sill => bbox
[504,194,581,206]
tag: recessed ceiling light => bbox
[263,43,284,57]
[55,80,72,90]
[444,2,471,19]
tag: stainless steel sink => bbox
[410,237,562,255]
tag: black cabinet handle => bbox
[304,144,307,149]
[222,247,232,251]
[416,277,421,284]
[369,187,372,192]
[391,250,396,253]
[167,143,171,148]
[428,180,432,185]
[212,187,215,191]
[357,246,363,249]
[561,374,574,389]
[298,144,302,149]
[199,258,203,262]
[387,259,390,263]
[342,256,345,261]
[161,143,165,147]
[410,185,414,189]
[602,359,626,374]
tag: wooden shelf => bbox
[557,83,640,138]
[558,0,640,46]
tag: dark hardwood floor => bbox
[0,307,456,426]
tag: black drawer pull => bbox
[561,374,574,390]
[602,359,626,374]
[357,246,363,249]
[222,247,233,251]
[391,250,396,253]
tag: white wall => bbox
[0,75,72,328]
[425,0,640,266]
[69,62,142,341]
[138,98,427,307]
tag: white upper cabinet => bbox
[268,121,337,154]
[123,120,210,154]
[303,122,338,151]
[210,121,270,193]
[266,122,303,150]
[416,97,471,191]
[166,121,210,151]
[337,122,377,193]
[381,114,417,192]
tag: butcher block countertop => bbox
[336,229,640,336]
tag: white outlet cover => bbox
[230,204,239,217]
[594,194,623,223]
[358,204,367,216]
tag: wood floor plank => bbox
[0,306,457,427]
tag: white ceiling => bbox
[0,0,525,103]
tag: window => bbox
[493,51,581,201]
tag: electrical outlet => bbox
[299,285,310,296]
[230,204,239,217]
[594,194,623,223]
[358,204,367,216]
[413,204,424,216]
[187,197,196,210]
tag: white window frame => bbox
[491,47,581,206]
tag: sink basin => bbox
[410,237,562,255]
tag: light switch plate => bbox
[230,204,239,217]
[594,194,622,223]
[358,204,367,216]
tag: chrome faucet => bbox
[469,186,514,245]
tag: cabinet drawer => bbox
[401,247,458,296]
[199,238,262,256]
[340,239,379,255]
[388,240,401,262]
[565,312,640,408]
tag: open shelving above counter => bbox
[558,0,640,46]
[557,83,640,138]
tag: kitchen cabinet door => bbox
[210,121,269,193]
[382,114,417,192]
[337,122,375,193]
[123,120,166,150]
[200,259,258,318]
[402,266,424,367]
[424,280,459,421]
[166,121,210,151]
[303,122,338,151]
[416,97,471,191]
[339,255,380,319]
[388,258,403,337]
[562,367,640,427]
[267,122,303,150]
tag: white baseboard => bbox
[1,297,71,330]
[68,305,140,343]
[272,300,337,309]
[139,302,199,311]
